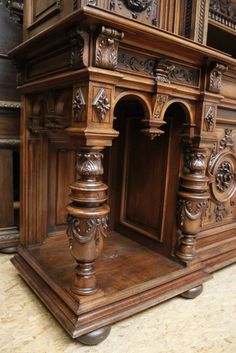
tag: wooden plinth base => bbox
[11,231,211,343]
[0,227,19,253]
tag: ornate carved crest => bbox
[92,89,111,121]
[208,63,228,94]
[95,26,124,70]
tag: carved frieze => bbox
[95,26,124,70]
[118,52,155,75]
[169,66,200,87]
[208,63,228,94]
[92,88,111,122]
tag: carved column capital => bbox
[95,26,124,70]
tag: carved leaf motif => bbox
[77,152,104,176]
[67,215,108,245]
[177,200,208,227]
[92,89,110,121]
[216,161,234,192]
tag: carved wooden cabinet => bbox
[10,0,236,345]
[0,1,22,253]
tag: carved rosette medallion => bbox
[95,26,124,70]
[208,151,236,203]
[208,63,228,94]
[208,129,236,203]
[92,89,111,121]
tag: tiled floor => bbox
[0,254,235,353]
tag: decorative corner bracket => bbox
[208,62,228,94]
[95,26,124,70]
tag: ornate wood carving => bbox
[118,52,155,75]
[204,106,215,131]
[208,63,228,93]
[154,58,175,84]
[92,88,111,121]
[28,93,70,134]
[209,0,236,29]
[214,202,228,222]
[73,88,86,121]
[141,94,168,139]
[208,130,236,203]
[176,146,209,262]
[68,28,89,69]
[66,148,109,295]
[169,66,200,87]
[95,26,124,70]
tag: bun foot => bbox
[77,326,111,345]
[0,247,17,254]
[180,284,203,299]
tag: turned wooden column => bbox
[66,147,109,295]
[176,146,209,261]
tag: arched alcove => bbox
[104,97,190,256]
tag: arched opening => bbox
[104,97,189,256]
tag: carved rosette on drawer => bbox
[176,146,209,262]
[208,130,236,203]
[66,149,110,295]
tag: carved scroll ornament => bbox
[208,63,228,93]
[95,26,124,70]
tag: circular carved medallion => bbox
[208,150,236,203]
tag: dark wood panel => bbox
[0,150,14,227]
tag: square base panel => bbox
[12,231,211,338]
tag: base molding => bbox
[11,247,211,340]
[0,227,19,253]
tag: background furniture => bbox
[0,0,22,253]
[10,0,236,345]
